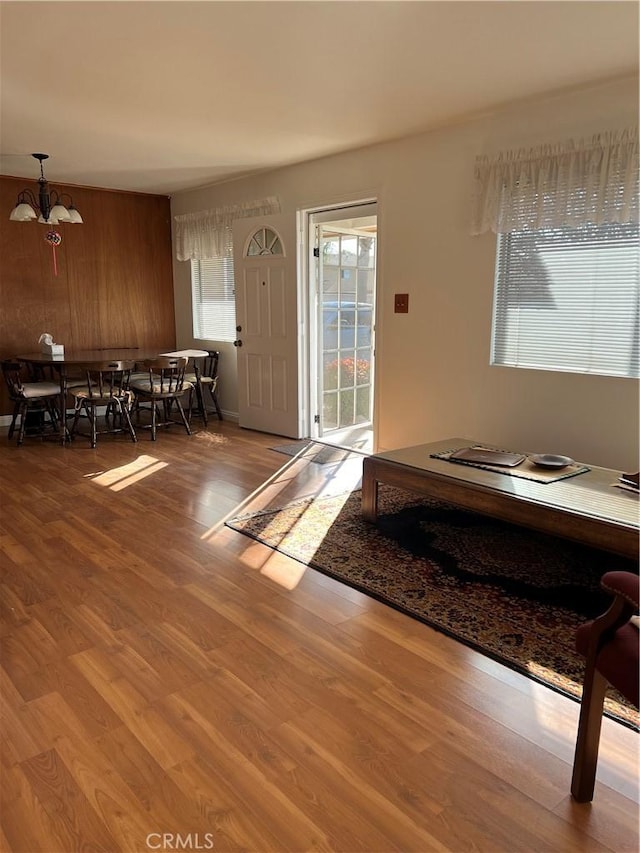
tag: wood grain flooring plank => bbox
[24,693,168,850]
[27,662,123,739]
[0,697,45,768]
[2,620,62,701]
[19,749,120,852]
[553,788,640,852]
[46,733,161,852]
[162,682,404,852]
[112,625,203,697]
[70,648,194,770]
[26,598,95,657]
[161,696,334,852]
[70,601,130,651]
[248,596,396,693]
[373,679,575,810]
[407,738,612,853]
[140,590,248,654]
[274,716,449,852]
[272,567,371,624]
[0,533,44,571]
[73,587,141,633]
[143,620,227,680]
[88,567,193,628]
[1,562,56,606]
[0,580,32,633]
[1,763,76,853]
[92,725,213,839]
[206,635,321,721]
[167,756,294,853]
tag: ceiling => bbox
[1,1,637,197]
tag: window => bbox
[246,226,283,256]
[191,257,236,342]
[492,221,639,378]
[474,128,639,379]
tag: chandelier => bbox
[9,153,83,224]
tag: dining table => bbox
[14,348,207,443]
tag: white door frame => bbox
[299,199,378,443]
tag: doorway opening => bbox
[306,203,377,453]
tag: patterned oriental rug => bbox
[226,486,639,728]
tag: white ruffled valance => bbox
[174,196,281,260]
[471,128,639,235]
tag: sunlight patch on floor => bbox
[236,489,353,590]
[199,453,314,541]
[86,454,168,490]
[260,555,307,589]
[238,541,308,590]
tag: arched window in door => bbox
[245,227,284,257]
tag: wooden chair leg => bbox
[70,402,82,439]
[86,404,98,448]
[17,401,28,446]
[187,386,194,425]
[571,666,608,802]
[173,396,192,436]
[119,400,138,444]
[8,401,21,439]
[195,381,207,426]
[45,400,59,428]
[208,384,222,420]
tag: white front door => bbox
[232,214,301,437]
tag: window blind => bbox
[492,221,640,378]
[191,258,236,342]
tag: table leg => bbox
[361,457,379,523]
[58,369,69,444]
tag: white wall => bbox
[171,76,639,470]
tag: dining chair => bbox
[29,363,88,420]
[2,359,61,445]
[129,356,192,440]
[69,360,138,448]
[184,350,222,425]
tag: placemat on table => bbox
[431,446,590,483]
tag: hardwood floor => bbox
[1,420,638,852]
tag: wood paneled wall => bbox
[0,175,176,413]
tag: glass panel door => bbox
[316,214,377,435]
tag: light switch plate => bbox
[394,293,409,313]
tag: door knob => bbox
[233,339,243,347]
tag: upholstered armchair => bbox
[571,571,639,802]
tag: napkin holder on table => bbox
[38,333,64,356]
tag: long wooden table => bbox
[362,437,639,560]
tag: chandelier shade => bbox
[9,153,83,225]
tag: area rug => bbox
[271,440,354,466]
[226,486,639,728]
